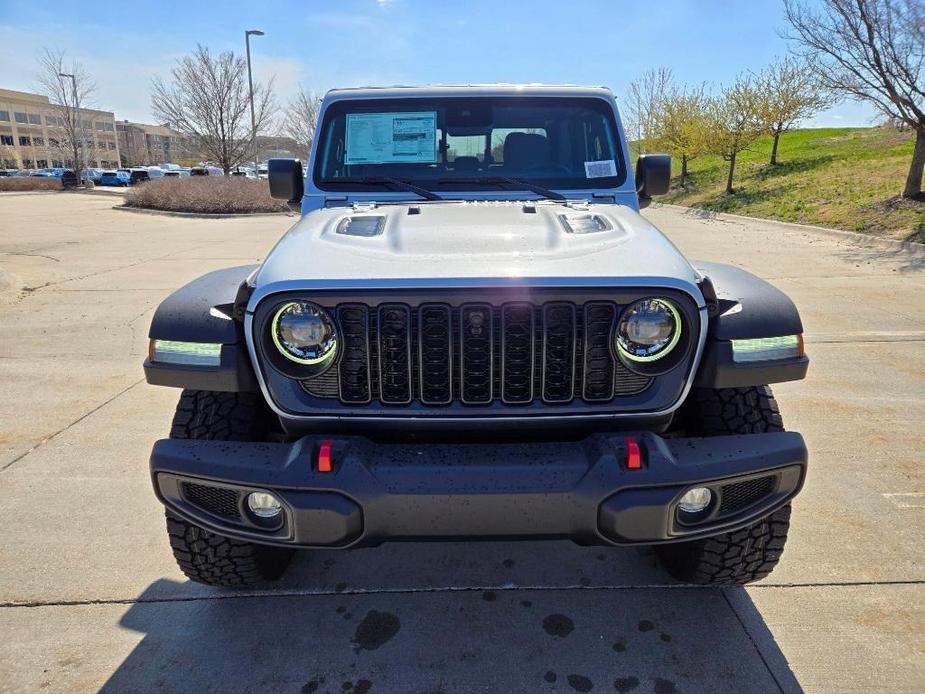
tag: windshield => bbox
[313,96,625,194]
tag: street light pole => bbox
[245,29,264,176]
[58,72,85,180]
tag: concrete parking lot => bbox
[0,192,923,693]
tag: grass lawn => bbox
[658,127,925,243]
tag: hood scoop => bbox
[336,215,386,237]
[558,211,613,234]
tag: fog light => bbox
[678,487,712,513]
[247,491,282,518]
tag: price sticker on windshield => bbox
[345,111,438,164]
[584,159,617,179]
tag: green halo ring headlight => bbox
[616,298,682,363]
[270,301,338,368]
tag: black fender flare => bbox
[144,265,258,392]
[694,261,809,388]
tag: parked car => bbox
[144,84,809,589]
[127,169,150,186]
[190,165,224,176]
[99,170,130,186]
[146,167,166,179]
[61,169,79,189]
[257,166,269,180]
[163,169,191,178]
[81,168,104,184]
[31,168,66,178]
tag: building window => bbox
[49,138,59,147]
[52,159,63,167]
[33,137,44,146]
[1,135,13,145]
[28,113,41,125]
[36,159,48,168]
[103,122,114,132]
[108,142,116,150]
[19,136,32,146]
[14,112,28,124]
[0,111,9,121]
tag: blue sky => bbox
[0,0,877,127]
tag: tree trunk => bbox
[680,155,688,187]
[725,152,737,195]
[902,127,925,199]
[770,127,782,166]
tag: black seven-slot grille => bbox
[302,301,652,406]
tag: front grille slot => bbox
[377,305,412,404]
[181,482,241,521]
[460,303,494,404]
[301,298,653,407]
[419,304,453,405]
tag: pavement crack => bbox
[3,579,923,609]
[0,378,145,473]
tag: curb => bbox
[653,203,925,255]
[113,205,292,219]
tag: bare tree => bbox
[36,48,96,172]
[281,87,322,157]
[624,68,673,155]
[656,83,710,186]
[759,56,833,165]
[784,0,925,198]
[705,74,770,194]
[151,45,275,174]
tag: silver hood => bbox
[250,201,703,305]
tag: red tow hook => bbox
[625,437,642,470]
[317,439,334,473]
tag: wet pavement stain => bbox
[637,619,655,632]
[612,639,627,653]
[302,676,325,693]
[352,611,401,651]
[334,582,348,593]
[482,590,497,602]
[353,681,372,694]
[520,600,533,608]
[654,677,677,694]
[579,577,592,586]
[502,558,515,568]
[614,676,640,693]
[544,671,557,683]
[567,674,593,692]
[542,614,575,638]
[659,632,672,642]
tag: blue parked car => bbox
[31,168,66,178]
[99,170,130,186]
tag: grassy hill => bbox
[656,127,924,243]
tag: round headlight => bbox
[270,301,338,368]
[616,298,682,362]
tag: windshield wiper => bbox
[323,176,442,201]
[436,176,566,201]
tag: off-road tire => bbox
[165,510,292,587]
[655,386,791,585]
[165,389,293,587]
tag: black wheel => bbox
[165,389,293,587]
[655,386,792,585]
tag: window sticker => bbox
[345,111,438,164]
[584,159,617,179]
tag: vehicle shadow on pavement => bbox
[100,543,801,693]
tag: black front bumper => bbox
[150,432,807,548]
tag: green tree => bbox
[760,56,832,165]
[655,84,709,186]
[705,74,770,194]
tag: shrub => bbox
[123,177,288,214]
[0,177,62,192]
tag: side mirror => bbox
[268,158,304,213]
[635,154,671,208]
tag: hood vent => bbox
[336,215,386,237]
[558,212,612,234]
